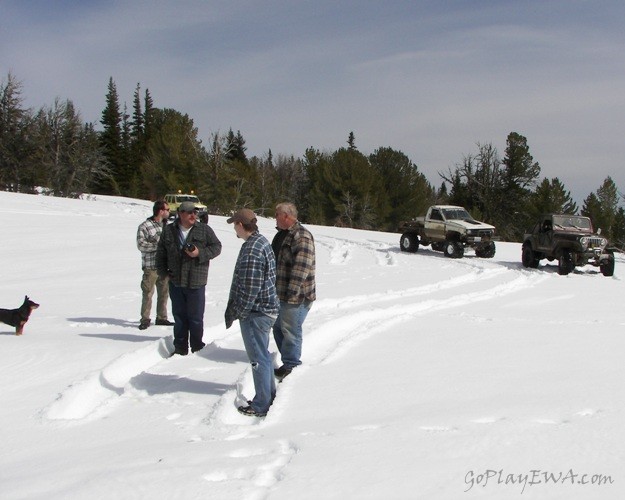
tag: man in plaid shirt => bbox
[136,200,172,330]
[225,208,279,417]
[271,202,316,381]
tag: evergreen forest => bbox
[2,73,624,247]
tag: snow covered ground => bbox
[1,191,624,500]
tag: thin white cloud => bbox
[2,0,625,203]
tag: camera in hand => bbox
[184,243,195,252]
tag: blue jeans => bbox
[169,284,206,352]
[240,312,277,413]
[273,300,312,369]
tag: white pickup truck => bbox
[399,205,496,258]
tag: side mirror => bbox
[597,228,602,235]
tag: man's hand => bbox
[185,246,199,258]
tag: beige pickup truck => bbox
[164,192,208,220]
[399,205,496,258]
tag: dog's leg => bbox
[16,322,24,336]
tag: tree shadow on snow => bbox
[129,372,233,396]
[79,332,163,342]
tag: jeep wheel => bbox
[601,251,615,277]
[521,243,539,268]
[443,240,463,258]
[400,233,419,253]
[476,242,496,258]
[558,250,574,275]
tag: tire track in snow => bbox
[40,256,513,423]
[43,337,174,421]
[304,268,548,366]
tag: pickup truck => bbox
[399,205,496,258]
[164,192,208,221]
[521,214,615,276]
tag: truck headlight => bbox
[580,236,589,249]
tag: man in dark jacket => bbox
[156,202,222,355]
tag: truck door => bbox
[538,219,552,249]
[424,208,446,240]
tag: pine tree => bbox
[612,207,625,249]
[347,131,356,150]
[581,192,603,232]
[97,77,123,194]
[31,98,107,196]
[225,129,248,163]
[141,108,206,200]
[499,132,541,240]
[144,88,154,144]
[369,147,434,230]
[528,177,577,221]
[582,176,620,239]
[0,72,35,192]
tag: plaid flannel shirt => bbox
[228,232,279,320]
[273,222,316,304]
[136,217,164,269]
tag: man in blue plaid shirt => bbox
[225,208,279,417]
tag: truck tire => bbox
[400,233,419,253]
[476,242,496,258]
[521,243,539,268]
[601,251,615,277]
[558,249,574,275]
[443,240,463,258]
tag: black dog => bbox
[0,296,40,335]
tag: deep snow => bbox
[0,191,624,500]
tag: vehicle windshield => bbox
[442,208,473,221]
[552,215,592,231]
[178,195,199,203]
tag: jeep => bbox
[522,214,615,276]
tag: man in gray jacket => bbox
[156,202,222,355]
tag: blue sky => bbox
[2,0,625,204]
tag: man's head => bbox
[227,208,258,238]
[275,202,297,230]
[178,201,198,229]
[152,200,170,220]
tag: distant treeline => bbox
[1,73,624,245]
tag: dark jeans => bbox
[169,283,205,352]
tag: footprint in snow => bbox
[229,447,270,458]
[351,424,381,432]
[575,408,600,417]
[329,242,352,265]
[471,416,504,424]
[420,425,457,433]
